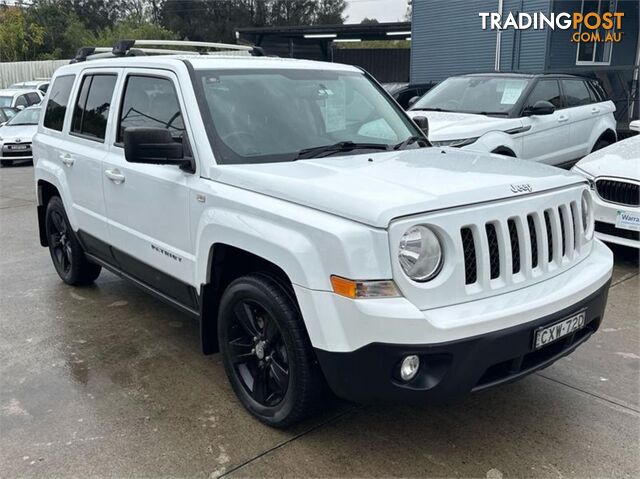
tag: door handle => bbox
[104,168,126,184]
[591,107,600,115]
[557,115,569,123]
[60,153,74,167]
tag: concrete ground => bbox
[1,163,638,479]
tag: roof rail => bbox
[71,39,265,63]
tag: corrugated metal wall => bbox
[410,0,499,84]
[498,0,550,71]
[333,48,410,82]
[0,59,69,89]
[410,0,550,82]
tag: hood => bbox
[406,110,519,141]
[0,124,37,142]
[574,135,640,180]
[208,148,584,228]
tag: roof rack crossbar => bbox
[71,39,264,63]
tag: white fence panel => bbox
[0,59,70,89]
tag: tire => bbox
[592,139,611,153]
[45,196,101,285]
[0,160,13,167]
[218,273,327,427]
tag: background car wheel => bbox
[45,196,101,285]
[592,139,611,152]
[218,273,327,427]
[491,147,516,157]
[0,160,13,167]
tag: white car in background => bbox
[10,79,50,94]
[572,120,640,249]
[0,105,41,166]
[0,89,44,110]
[407,73,617,167]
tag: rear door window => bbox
[562,80,592,107]
[71,74,117,141]
[43,75,75,131]
[26,92,41,105]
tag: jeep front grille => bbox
[391,185,591,311]
[595,179,639,207]
[462,202,581,286]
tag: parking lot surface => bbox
[1,164,639,478]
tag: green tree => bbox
[0,7,45,62]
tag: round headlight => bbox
[398,225,443,282]
[581,189,594,240]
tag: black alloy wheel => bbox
[227,299,290,406]
[45,196,101,285]
[218,273,327,427]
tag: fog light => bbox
[400,355,420,381]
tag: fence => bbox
[0,59,70,89]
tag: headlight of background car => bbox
[398,225,443,282]
[431,137,478,148]
[581,189,594,240]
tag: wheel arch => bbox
[491,146,517,157]
[36,180,61,246]
[592,128,617,150]
[200,243,299,355]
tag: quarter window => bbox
[43,75,75,131]
[117,75,184,143]
[562,80,592,107]
[524,80,562,110]
[71,74,117,141]
[15,95,27,108]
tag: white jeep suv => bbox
[33,42,613,427]
[407,73,617,167]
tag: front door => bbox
[102,70,196,306]
[520,79,572,165]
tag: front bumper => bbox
[315,281,610,404]
[592,193,639,248]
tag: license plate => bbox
[9,145,28,150]
[615,210,640,232]
[534,311,586,350]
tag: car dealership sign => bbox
[479,11,624,43]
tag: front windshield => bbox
[8,108,41,126]
[196,68,423,164]
[0,97,12,108]
[411,76,531,115]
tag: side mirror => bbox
[0,122,5,127]
[408,96,420,108]
[16,105,25,111]
[124,127,185,165]
[629,119,640,133]
[412,115,429,137]
[526,100,555,116]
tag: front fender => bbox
[466,131,521,157]
[193,182,392,291]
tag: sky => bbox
[345,0,409,23]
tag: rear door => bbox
[561,79,597,160]
[520,79,572,165]
[61,69,119,243]
[102,69,196,302]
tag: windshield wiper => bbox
[410,107,448,112]
[393,135,429,150]
[296,141,389,160]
